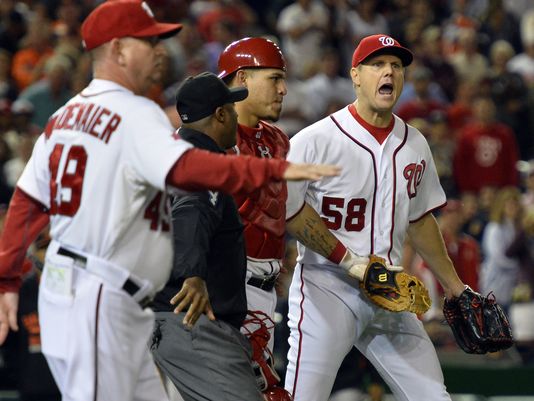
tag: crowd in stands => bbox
[0,0,533,399]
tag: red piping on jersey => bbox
[286,201,305,222]
[79,89,127,98]
[409,202,447,224]
[93,284,103,401]
[291,264,306,398]
[330,113,377,255]
[387,122,409,264]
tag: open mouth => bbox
[378,83,394,95]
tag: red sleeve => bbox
[166,148,289,194]
[0,188,50,292]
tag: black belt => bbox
[57,247,151,307]
[247,274,278,292]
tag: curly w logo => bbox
[403,160,426,198]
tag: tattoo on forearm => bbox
[294,215,334,258]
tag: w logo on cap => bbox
[378,36,395,46]
[141,1,154,18]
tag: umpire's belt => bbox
[57,247,152,308]
[247,274,278,292]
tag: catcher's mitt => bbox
[360,255,431,314]
[443,286,513,354]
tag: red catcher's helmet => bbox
[263,387,293,401]
[218,37,286,79]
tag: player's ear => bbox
[235,70,248,87]
[350,67,360,87]
[214,106,225,123]
[109,38,125,65]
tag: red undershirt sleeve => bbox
[166,148,289,194]
[0,188,50,292]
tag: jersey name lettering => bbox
[50,102,122,144]
[403,160,426,198]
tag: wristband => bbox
[327,241,346,265]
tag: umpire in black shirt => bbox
[150,72,264,401]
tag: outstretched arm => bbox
[407,213,465,299]
[166,148,340,194]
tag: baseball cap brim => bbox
[131,22,183,40]
[361,46,413,66]
[227,86,248,103]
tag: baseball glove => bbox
[443,286,514,354]
[360,255,431,314]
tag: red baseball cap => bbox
[81,1,182,51]
[352,34,413,67]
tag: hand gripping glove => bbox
[443,286,514,354]
[359,255,431,314]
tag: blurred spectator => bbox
[341,0,388,70]
[441,0,479,57]
[7,98,41,137]
[17,53,73,129]
[521,165,534,209]
[478,0,522,56]
[203,18,240,73]
[446,79,477,132]
[195,0,257,43]
[507,10,534,87]
[418,25,458,102]
[345,0,388,43]
[0,96,11,132]
[416,200,481,319]
[453,95,519,194]
[487,39,516,78]
[0,135,13,205]
[426,110,457,196]
[396,65,447,121]
[480,186,522,311]
[275,73,312,138]
[448,27,489,85]
[163,19,208,86]
[51,0,82,45]
[0,8,27,55]
[386,0,413,45]
[10,20,54,91]
[3,132,34,188]
[277,0,329,79]
[0,48,18,101]
[439,200,481,292]
[484,40,533,160]
[400,0,436,48]
[504,0,533,22]
[460,191,487,244]
[302,48,355,120]
[507,204,534,366]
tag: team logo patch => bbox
[403,160,426,198]
[378,36,395,46]
[141,2,155,18]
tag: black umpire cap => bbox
[175,72,248,123]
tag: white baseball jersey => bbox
[18,79,192,290]
[284,105,450,401]
[286,105,446,266]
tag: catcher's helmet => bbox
[218,37,286,79]
[263,387,293,401]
